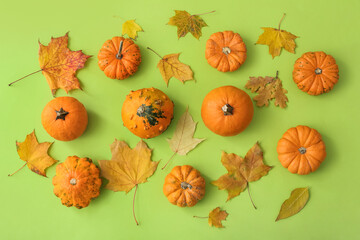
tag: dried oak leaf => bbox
[256,14,298,58]
[98,139,159,225]
[212,142,272,207]
[168,10,214,40]
[164,108,205,169]
[39,33,91,96]
[208,207,229,228]
[9,130,57,177]
[276,187,309,221]
[245,73,288,108]
[122,19,143,40]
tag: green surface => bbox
[1,0,359,239]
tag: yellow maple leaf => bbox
[98,139,159,225]
[168,10,214,39]
[256,14,298,58]
[208,207,229,228]
[9,130,57,177]
[122,19,143,40]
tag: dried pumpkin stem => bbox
[116,40,124,59]
[8,69,43,86]
[278,13,286,30]
[8,162,28,176]
[133,184,139,226]
[161,152,177,170]
[247,185,257,209]
[192,10,216,16]
[147,47,163,59]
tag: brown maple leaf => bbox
[245,71,288,108]
[256,14,298,58]
[9,33,91,96]
[98,139,159,225]
[9,130,57,177]
[194,207,229,228]
[168,10,215,40]
[212,142,272,208]
[147,47,193,86]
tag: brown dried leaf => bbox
[272,79,289,108]
[245,76,274,92]
[208,207,228,228]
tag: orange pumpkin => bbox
[205,31,247,72]
[201,86,253,136]
[53,156,101,209]
[41,96,88,141]
[122,87,174,139]
[98,36,141,80]
[293,51,339,95]
[163,165,205,207]
[277,125,326,175]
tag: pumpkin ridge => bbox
[321,71,338,84]
[280,138,300,150]
[279,152,298,168]
[301,55,316,68]
[293,73,314,85]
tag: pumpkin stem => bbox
[147,47,163,59]
[55,108,69,120]
[278,13,286,30]
[222,104,234,115]
[70,178,77,185]
[222,47,231,55]
[181,182,192,190]
[298,147,307,154]
[161,152,177,170]
[315,68,322,75]
[8,162,28,176]
[116,40,124,60]
[247,185,257,209]
[191,10,216,16]
[8,69,43,86]
[133,184,139,226]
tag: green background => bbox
[1,0,359,239]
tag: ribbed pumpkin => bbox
[293,51,339,95]
[163,165,205,207]
[201,86,253,136]
[205,31,247,72]
[41,96,88,141]
[277,125,326,175]
[98,36,141,80]
[53,156,101,209]
[122,87,174,139]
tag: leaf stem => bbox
[192,10,216,16]
[161,152,177,170]
[247,185,257,209]
[193,216,208,219]
[133,184,139,225]
[278,13,286,30]
[8,162,27,176]
[275,70,279,79]
[8,69,43,86]
[147,47,163,59]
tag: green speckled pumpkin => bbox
[122,87,174,139]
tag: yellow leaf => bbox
[10,130,57,177]
[276,187,309,221]
[208,207,229,228]
[168,10,211,39]
[122,19,143,40]
[157,53,194,86]
[256,14,298,58]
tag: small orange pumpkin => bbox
[163,165,205,207]
[98,36,141,80]
[201,86,253,136]
[53,156,101,209]
[277,125,326,175]
[205,31,247,72]
[122,87,174,139]
[293,51,339,95]
[41,96,88,141]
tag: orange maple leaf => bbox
[9,130,57,177]
[212,142,272,208]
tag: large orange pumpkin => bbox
[41,96,88,141]
[201,86,253,136]
[163,165,205,207]
[122,87,174,139]
[205,31,247,72]
[293,51,339,95]
[53,156,101,209]
[277,125,326,175]
[98,36,141,80]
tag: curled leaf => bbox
[276,187,309,221]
